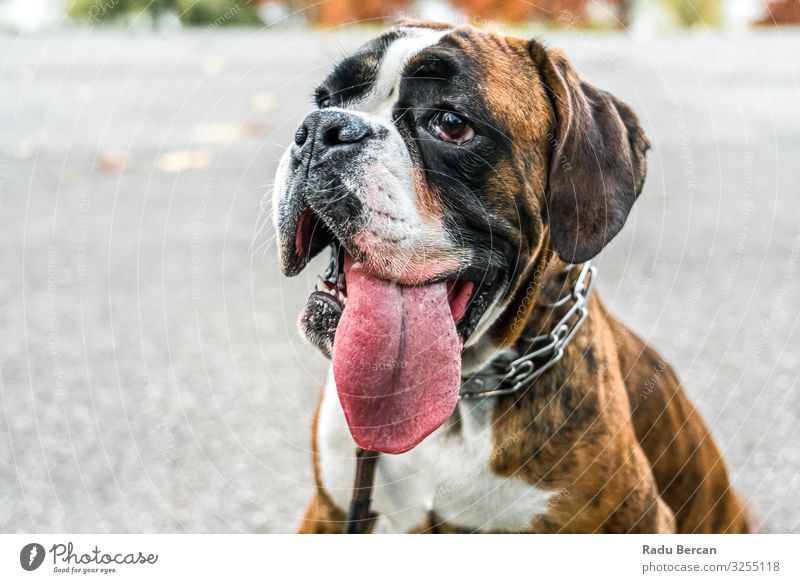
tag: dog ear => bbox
[529,40,650,263]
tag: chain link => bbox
[460,262,597,399]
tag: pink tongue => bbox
[332,256,461,454]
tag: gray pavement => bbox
[0,27,798,533]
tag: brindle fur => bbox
[300,257,750,533]
[296,22,751,534]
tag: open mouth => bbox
[293,208,500,455]
[288,208,335,276]
[312,244,482,340]
[294,207,498,342]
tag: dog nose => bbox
[294,110,370,161]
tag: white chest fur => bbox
[316,369,555,533]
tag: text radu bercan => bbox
[643,544,717,555]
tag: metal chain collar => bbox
[459,261,597,399]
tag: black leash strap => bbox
[344,448,379,534]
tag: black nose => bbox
[293,110,370,161]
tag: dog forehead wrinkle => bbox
[349,28,450,118]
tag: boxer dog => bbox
[270,21,751,533]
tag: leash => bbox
[343,261,597,532]
[344,448,380,533]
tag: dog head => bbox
[271,22,649,454]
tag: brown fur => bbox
[298,395,350,534]
[297,23,750,534]
[426,259,746,534]
[300,259,750,533]
[611,317,752,532]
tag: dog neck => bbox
[461,236,561,373]
[460,248,596,399]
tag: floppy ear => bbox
[529,40,650,264]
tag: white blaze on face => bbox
[351,28,448,117]
[340,28,468,281]
[271,26,471,284]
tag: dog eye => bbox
[315,91,332,109]
[430,112,474,144]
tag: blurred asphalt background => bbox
[0,27,798,533]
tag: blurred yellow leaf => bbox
[251,92,278,114]
[157,150,211,173]
[202,57,225,76]
[194,124,246,144]
[96,150,134,171]
[12,141,35,160]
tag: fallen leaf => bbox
[96,149,134,171]
[244,122,267,137]
[202,57,224,76]
[194,124,245,144]
[157,150,211,173]
[12,141,35,160]
[251,92,277,114]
